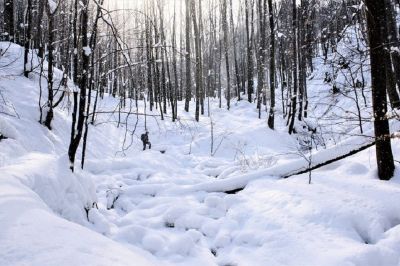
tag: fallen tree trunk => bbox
[282,142,376,178]
[225,141,376,194]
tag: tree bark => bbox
[222,0,231,110]
[267,0,276,129]
[68,0,90,172]
[24,0,33,77]
[288,0,298,134]
[184,0,192,112]
[191,0,202,121]
[245,0,254,103]
[229,0,242,101]
[43,2,57,130]
[365,0,395,180]
[4,0,14,42]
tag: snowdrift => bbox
[0,42,156,266]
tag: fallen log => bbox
[282,141,376,178]
[224,141,376,194]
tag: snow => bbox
[0,42,156,266]
[0,176,155,266]
[83,46,92,56]
[48,0,58,14]
[2,27,400,266]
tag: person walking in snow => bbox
[141,131,151,150]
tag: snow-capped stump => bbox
[204,195,225,209]
[168,234,195,256]
[106,187,122,210]
[163,205,206,230]
[113,225,146,245]
[233,230,263,246]
[0,118,18,140]
[186,229,203,244]
[204,195,228,219]
[213,232,232,248]
[136,172,152,181]
[175,212,206,230]
[163,206,190,228]
[223,194,242,210]
[88,208,112,236]
[218,262,238,266]
[0,133,7,141]
[141,233,166,254]
[164,221,175,228]
[201,220,220,237]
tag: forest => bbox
[1,0,400,265]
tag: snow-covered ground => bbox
[1,40,400,266]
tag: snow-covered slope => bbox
[0,42,156,266]
[1,39,400,266]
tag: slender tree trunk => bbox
[267,0,276,129]
[81,0,103,169]
[245,0,254,103]
[68,0,90,172]
[191,0,202,121]
[172,8,179,121]
[43,3,57,130]
[145,18,154,111]
[199,0,205,115]
[230,0,242,101]
[288,0,298,134]
[23,0,32,77]
[222,0,231,110]
[35,0,44,58]
[385,0,400,97]
[184,0,192,112]
[256,0,267,118]
[72,0,79,83]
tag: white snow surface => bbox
[1,39,400,266]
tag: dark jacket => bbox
[141,133,149,143]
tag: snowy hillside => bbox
[1,37,400,266]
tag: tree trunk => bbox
[24,0,33,77]
[68,0,90,172]
[191,0,202,121]
[365,0,395,180]
[4,0,14,42]
[43,2,57,130]
[288,0,298,134]
[35,0,44,58]
[184,0,192,112]
[222,0,231,110]
[245,0,254,103]
[145,18,154,111]
[267,0,276,129]
[81,0,103,170]
[256,0,267,117]
[229,0,242,101]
